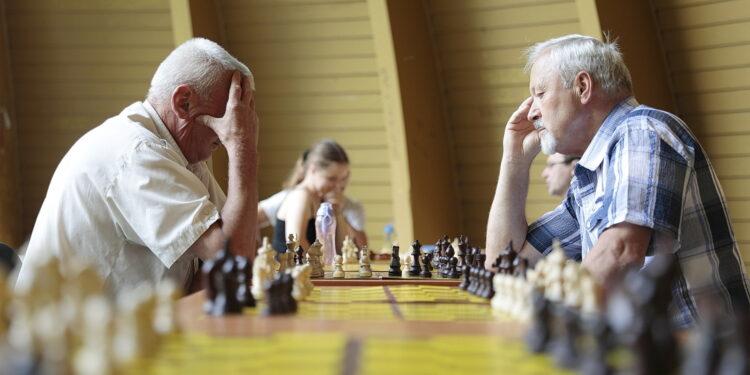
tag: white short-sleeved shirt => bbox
[16,101,226,296]
[259,190,365,231]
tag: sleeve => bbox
[526,192,583,261]
[106,141,221,268]
[605,125,688,237]
[342,197,365,231]
[259,190,288,223]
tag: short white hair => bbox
[524,34,632,98]
[147,38,253,105]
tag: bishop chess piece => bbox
[388,245,401,277]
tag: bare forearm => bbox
[220,150,259,258]
[485,156,533,268]
[581,223,650,283]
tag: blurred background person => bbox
[541,153,579,197]
[259,139,367,253]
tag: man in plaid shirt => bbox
[485,34,750,327]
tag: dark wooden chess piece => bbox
[235,255,256,308]
[512,256,528,278]
[408,240,422,276]
[202,245,225,314]
[294,245,305,266]
[448,257,460,279]
[459,264,471,290]
[579,314,613,375]
[388,245,401,276]
[526,289,552,353]
[263,273,297,315]
[213,250,242,315]
[419,254,432,278]
[550,304,581,369]
[457,235,468,267]
[467,267,479,295]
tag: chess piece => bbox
[408,240,422,276]
[113,283,158,365]
[358,247,372,277]
[342,235,359,264]
[263,273,297,315]
[295,245,305,266]
[74,296,114,375]
[307,239,325,278]
[402,255,412,278]
[291,264,313,301]
[235,255,256,308]
[448,257,460,279]
[286,234,297,254]
[332,255,345,278]
[419,254,432,278]
[154,279,181,335]
[526,289,552,353]
[388,245,401,276]
[459,265,471,290]
[252,246,276,300]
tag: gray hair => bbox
[147,38,253,105]
[524,34,632,98]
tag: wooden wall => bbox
[651,0,750,265]
[6,0,173,236]
[424,0,582,244]
[218,0,391,246]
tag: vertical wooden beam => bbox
[168,0,229,191]
[368,0,462,245]
[0,1,22,248]
[367,0,415,247]
[577,0,675,113]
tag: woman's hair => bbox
[282,139,349,189]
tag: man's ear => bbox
[170,85,195,120]
[574,71,593,104]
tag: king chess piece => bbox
[408,240,422,277]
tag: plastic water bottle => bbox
[316,202,337,267]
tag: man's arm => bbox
[191,72,259,259]
[581,222,651,283]
[485,97,543,268]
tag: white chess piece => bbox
[358,247,372,277]
[401,255,412,278]
[74,296,114,375]
[332,255,345,278]
[307,239,325,278]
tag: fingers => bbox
[241,75,253,105]
[509,97,533,124]
[226,71,242,108]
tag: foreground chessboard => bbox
[125,332,575,375]
[122,285,576,375]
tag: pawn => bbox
[402,255,412,278]
[332,255,345,278]
[359,247,372,277]
[459,265,471,290]
[448,257,460,279]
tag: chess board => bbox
[142,285,576,375]
[242,285,496,321]
[126,332,576,375]
[320,263,462,282]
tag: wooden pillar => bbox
[576,0,675,112]
[0,1,22,248]
[368,0,461,245]
[169,0,229,191]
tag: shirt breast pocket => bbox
[585,194,612,238]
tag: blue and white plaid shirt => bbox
[527,97,750,327]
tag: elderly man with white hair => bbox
[17,38,258,296]
[486,34,749,327]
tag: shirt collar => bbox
[576,96,639,171]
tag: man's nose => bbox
[528,101,541,122]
